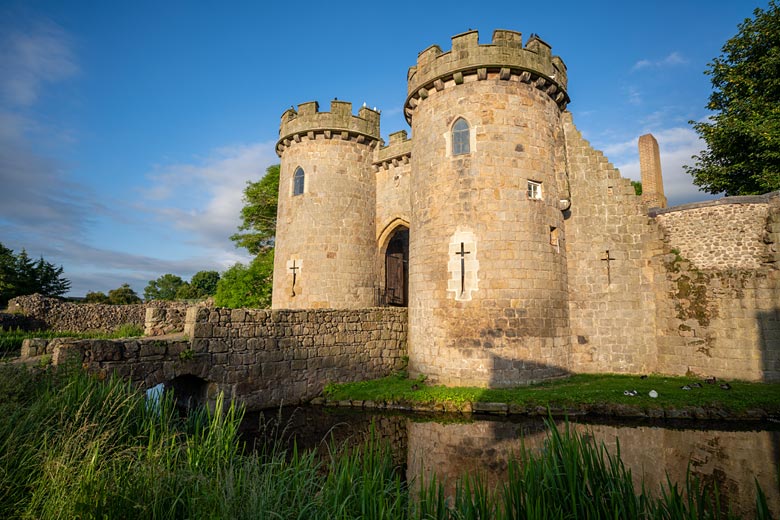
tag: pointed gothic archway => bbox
[384,226,409,306]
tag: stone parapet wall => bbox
[7,294,145,332]
[45,307,408,411]
[190,307,407,409]
[7,294,201,336]
[653,193,780,270]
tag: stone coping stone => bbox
[313,397,777,422]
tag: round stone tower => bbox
[273,100,381,309]
[405,30,572,386]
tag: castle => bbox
[271,29,780,386]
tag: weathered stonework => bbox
[271,28,780,386]
[31,307,407,410]
[6,294,208,336]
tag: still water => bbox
[241,406,780,518]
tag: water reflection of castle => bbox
[408,419,780,517]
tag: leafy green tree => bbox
[84,291,110,304]
[190,270,220,297]
[174,282,198,300]
[0,243,71,306]
[108,284,142,305]
[685,1,780,195]
[143,274,185,301]
[214,249,274,308]
[230,164,279,255]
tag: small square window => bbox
[527,180,542,200]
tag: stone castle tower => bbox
[272,29,780,387]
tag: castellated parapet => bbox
[405,29,569,123]
[273,100,380,309]
[270,28,780,387]
[276,100,380,156]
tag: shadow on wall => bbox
[165,374,209,412]
[757,308,780,383]
[486,351,570,389]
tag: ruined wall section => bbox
[652,194,780,381]
[562,114,662,375]
[273,100,381,309]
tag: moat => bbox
[242,406,780,518]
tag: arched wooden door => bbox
[385,227,409,306]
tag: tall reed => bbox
[0,364,773,519]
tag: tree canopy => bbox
[686,1,780,195]
[230,164,279,255]
[0,243,71,306]
[214,249,274,308]
[108,284,142,304]
[144,274,186,301]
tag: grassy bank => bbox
[0,323,144,355]
[323,372,780,416]
[0,365,772,519]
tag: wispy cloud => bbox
[631,51,687,72]
[139,141,278,263]
[0,19,78,106]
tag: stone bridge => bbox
[22,307,407,410]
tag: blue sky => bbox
[0,0,768,296]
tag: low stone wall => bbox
[7,294,202,336]
[38,307,408,410]
[8,294,145,332]
[187,307,407,409]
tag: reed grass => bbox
[0,364,772,519]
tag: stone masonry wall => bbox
[652,194,780,381]
[7,294,198,336]
[563,114,662,375]
[7,294,145,332]
[653,194,778,270]
[190,307,407,409]
[48,307,408,410]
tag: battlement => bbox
[405,29,569,123]
[375,130,412,170]
[276,100,381,156]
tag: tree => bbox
[84,291,110,304]
[0,243,71,306]
[190,270,220,297]
[144,274,186,301]
[108,284,142,304]
[214,249,274,308]
[230,164,279,255]
[685,1,780,195]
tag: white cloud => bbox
[140,141,278,263]
[631,51,688,72]
[0,20,78,106]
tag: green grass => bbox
[0,323,144,355]
[0,365,771,519]
[323,372,780,415]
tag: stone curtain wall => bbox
[40,307,407,410]
[7,294,146,332]
[562,114,662,376]
[652,194,780,381]
[189,307,407,409]
[653,194,779,270]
